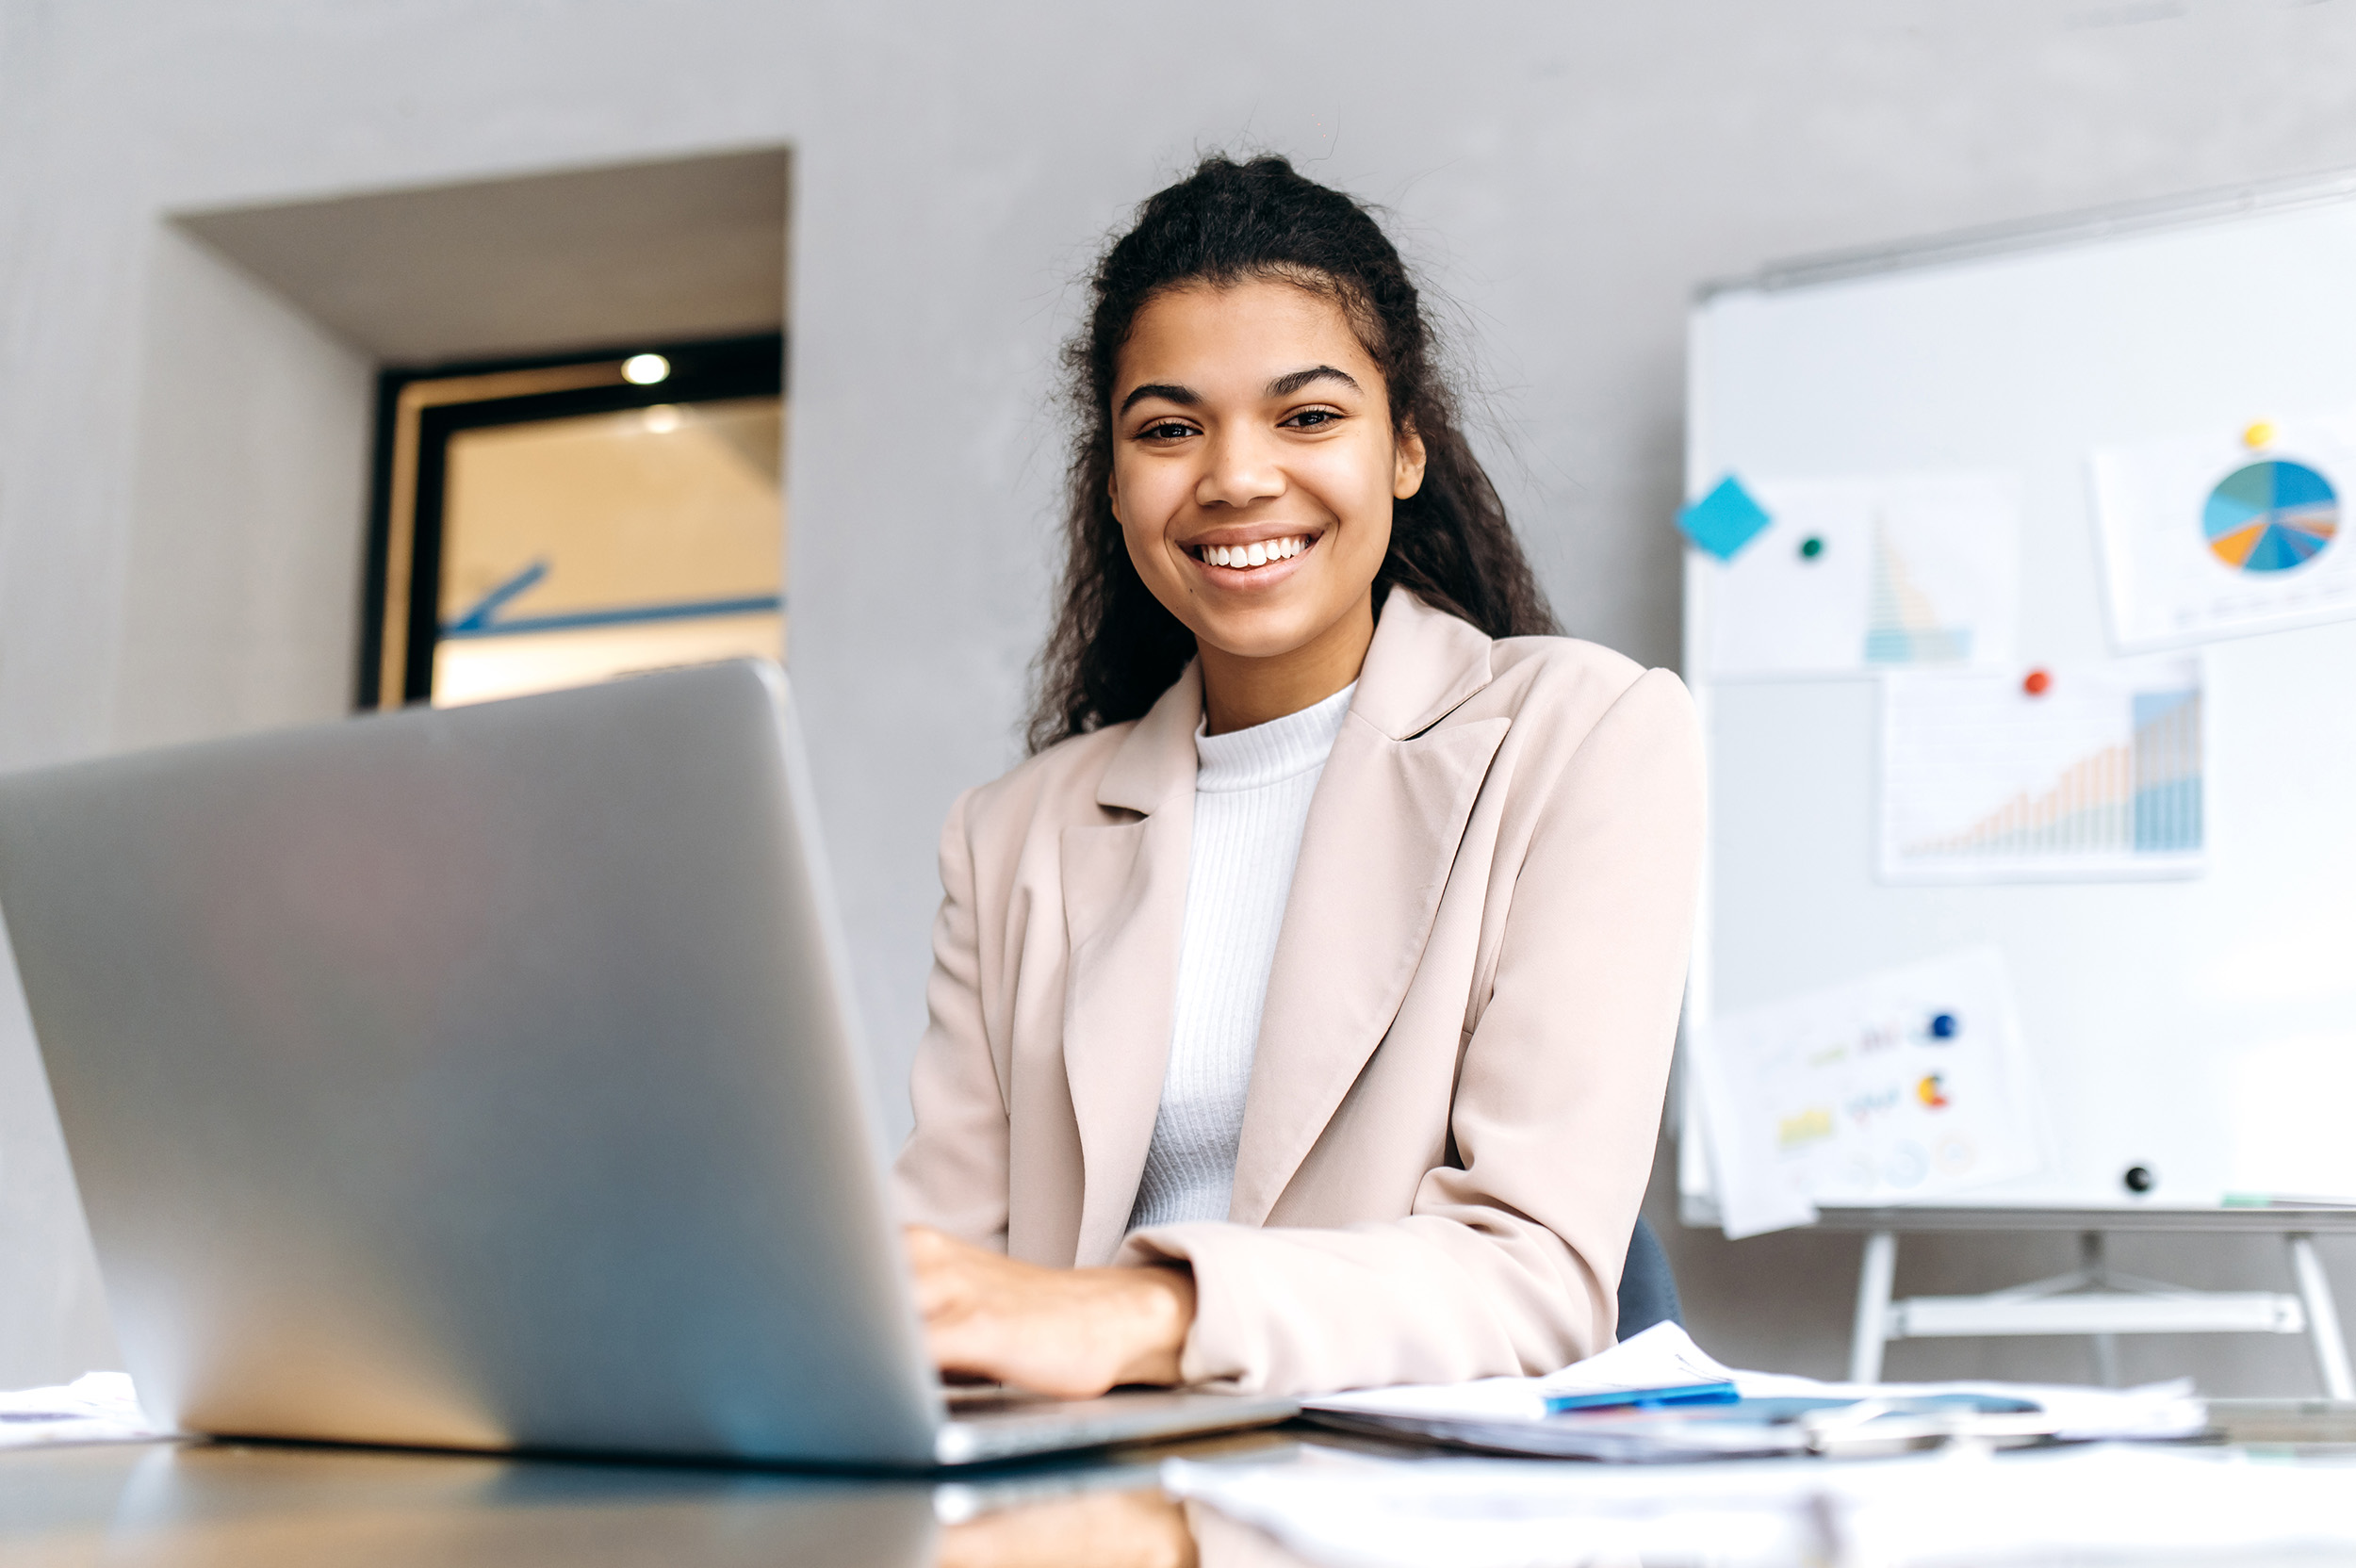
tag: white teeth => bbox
[1202,535,1310,567]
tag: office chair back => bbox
[1616,1215,1682,1336]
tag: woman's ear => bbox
[1393,423,1429,500]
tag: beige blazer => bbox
[893,590,1704,1396]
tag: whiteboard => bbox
[1679,173,2356,1218]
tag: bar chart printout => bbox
[1865,516,1974,664]
[1880,659,2204,883]
[1705,471,2020,679]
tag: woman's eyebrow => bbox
[1119,383,1198,414]
[1267,365,1359,398]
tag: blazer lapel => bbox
[1228,594,1509,1225]
[1060,667,1201,1265]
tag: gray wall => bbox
[4,0,2354,1391]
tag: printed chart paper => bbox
[2091,411,2356,649]
[1880,659,2203,884]
[1693,949,2045,1238]
[1702,471,2020,679]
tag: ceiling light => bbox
[621,353,671,385]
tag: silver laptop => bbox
[0,661,1294,1466]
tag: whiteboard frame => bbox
[1700,164,2356,301]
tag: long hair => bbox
[1026,154,1558,753]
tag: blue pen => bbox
[1543,1380,1741,1414]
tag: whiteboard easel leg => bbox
[2091,1332,2121,1387]
[1851,1231,1897,1383]
[2083,1233,2120,1386]
[2288,1233,2354,1400]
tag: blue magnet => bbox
[1677,476,1772,562]
[1928,1013,1958,1040]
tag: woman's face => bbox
[1107,280,1426,664]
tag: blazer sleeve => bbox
[891,786,1013,1250]
[1118,668,1704,1393]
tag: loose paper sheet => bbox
[2092,411,2356,649]
[1306,1322,1738,1424]
[1703,471,2020,680]
[0,1371,171,1449]
[1693,949,2045,1237]
[1880,658,2204,884]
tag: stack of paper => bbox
[1166,1443,2356,1568]
[0,1371,172,1449]
[1302,1324,2203,1461]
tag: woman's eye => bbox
[1283,408,1340,430]
[1138,421,1195,441]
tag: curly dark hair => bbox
[1025,154,1559,753]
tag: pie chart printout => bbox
[2202,459,2338,573]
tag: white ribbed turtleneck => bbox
[1126,682,1356,1233]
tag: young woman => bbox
[893,155,1703,1398]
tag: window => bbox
[359,333,785,709]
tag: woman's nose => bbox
[1194,428,1285,510]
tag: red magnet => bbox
[2021,668,2052,696]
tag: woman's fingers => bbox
[905,1225,1033,1383]
[898,1226,1195,1397]
[902,1224,966,1315]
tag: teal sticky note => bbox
[1678,476,1772,561]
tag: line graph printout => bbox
[2091,411,2356,649]
[1704,471,2020,679]
[1880,659,2204,883]
[1693,948,2047,1238]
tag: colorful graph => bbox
[1863,515,1974,664]
[2203,459,2337,574]
[1881,661,2205,882]
[1901,689,2201,860]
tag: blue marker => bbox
[1928,1013,1958,1040]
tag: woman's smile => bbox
[1185,530,1320,577]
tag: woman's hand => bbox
[905,1224,1196,1398]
